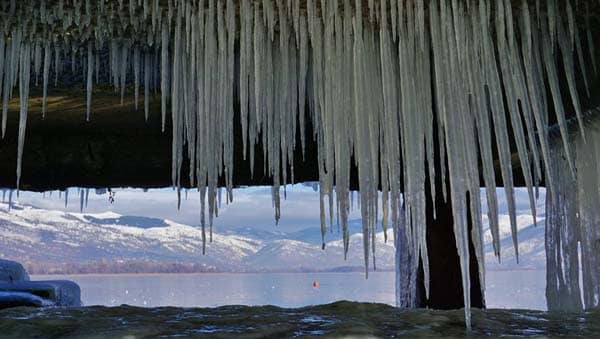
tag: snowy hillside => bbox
[0,187,546,274]
[0,202,394,273]
[0,203,263,272]
[244,232,395,272]
[482,189,546,271]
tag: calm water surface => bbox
[2,270,597,337]
[34,272,396,308]
[31,270,547,310]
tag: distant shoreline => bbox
[28,268,396,276]
[30,270,397,278]
[28,267,542,277]
[20,260,393,275]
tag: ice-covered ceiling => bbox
[1,0,599,329]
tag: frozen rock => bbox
[0,259,30,282]
[0,259,81,308]
[0,291,52,309]
[0,280,82,307]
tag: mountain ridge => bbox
[0,192,545,275]
[0,202,395,274]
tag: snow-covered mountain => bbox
[226,219,366,245]
[0,202,394,273]
[0,187,546,274]
[482,189,546,271]
[244,232,395,272]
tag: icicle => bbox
[496,0,537,249]
[86,41,93,122]
[477,0,520,263]
[71,48,77,75]
[557,18,585,140]
[171,1,183,191]
[54,44,60,87]
[298,15,308,158]
[547,0,557,49]
[1,31,15,139]
[541,19,576,175]
[42,42,51,118]
[79,189,84,212]
[34,42,42,87]
[144,52,151,121]
[566,0,575,51]
[0,33,5,121]
[585,3,597,74]
[8,190,13,212]
[574,20,591,98]
[133,47,140,111]
[119,43,129,106]
[239,0,250,160]
[198,187,206,254]
[520,0,555,191]
[161,20,169,132]
[470,7,500,258]
[16,42,31,191]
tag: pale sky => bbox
[5,184,363,233]
[3,185,542,233]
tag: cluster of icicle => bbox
[0,0,597,329]
[2,186,99,212]
[546,121,600,313]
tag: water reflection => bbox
[34,272,395,308]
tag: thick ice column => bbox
[395,203,420,308]
[546,144,583,312]
[547,126,600,312]
[575,132,600,310]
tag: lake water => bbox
[3,270,599,337]
[33,271,395,308]
[31,269,547,310]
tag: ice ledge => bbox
[0,259,81,308]
[0,259,30,283]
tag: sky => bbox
[4,184,363,233]
[3,184,544,234]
